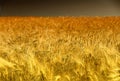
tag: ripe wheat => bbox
[0,17,120,81]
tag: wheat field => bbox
[0,17,120,81]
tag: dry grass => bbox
[0,17,120,81]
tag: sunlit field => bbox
[0,17,120,81]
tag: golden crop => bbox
[0,17,120,81]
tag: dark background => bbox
[0,0,120,16]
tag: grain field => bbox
[0,17,120,81]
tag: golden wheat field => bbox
[0,17,120,81]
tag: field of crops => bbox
[0,17,120,81]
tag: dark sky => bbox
[0,0,120,16]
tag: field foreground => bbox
[0,17,120,81]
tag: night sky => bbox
[0,0,120,16]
